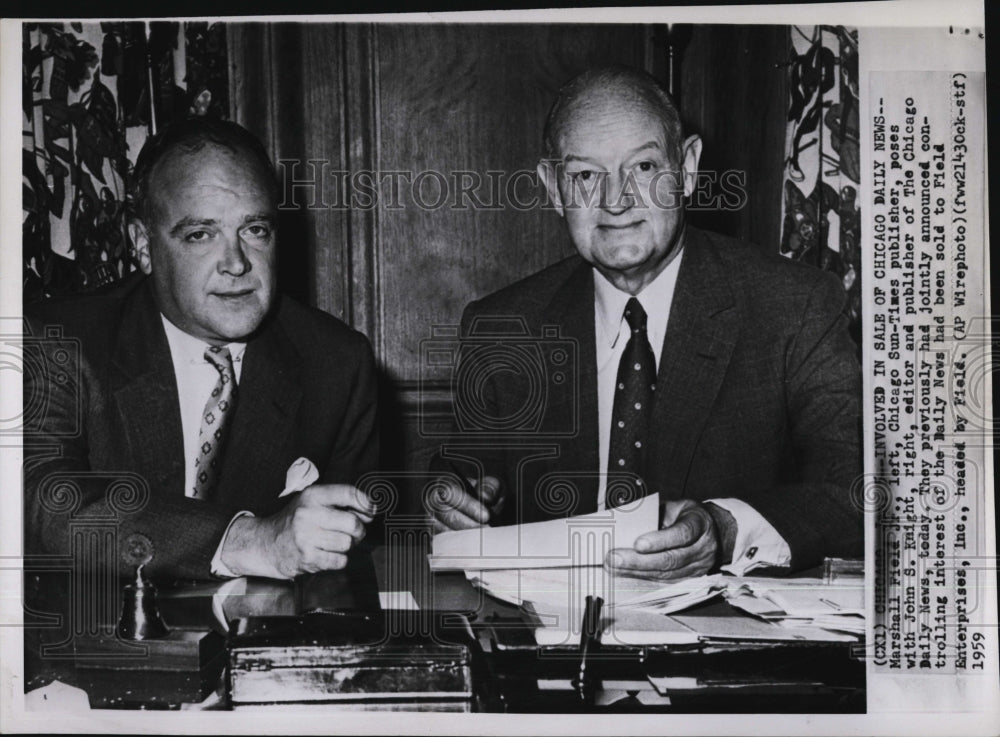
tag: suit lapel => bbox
[215,304,303,507]
[540,260,600,516]
[648,228,740,500]
[110,281,186,495]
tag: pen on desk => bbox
[572,595,604,698]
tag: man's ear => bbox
[129,220,153,275]
[680,134,703,199]
[536,159,565,217]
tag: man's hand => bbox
[221,484,375,579]
[605,499,735,581]
[427,475,504,533]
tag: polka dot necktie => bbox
[606,298,656,508]
[192,346,238,501]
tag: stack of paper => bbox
[466,567,725,614]
[617,574,728,612]
[429,496,733,646]
[521,574,726,647]
[428,501,865,645]
[428,494,659,571]
[723,577,865,635]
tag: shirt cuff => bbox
[706,498,791,576]
[210,511,255,578]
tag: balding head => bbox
[129,117,277,225]
[536,64,702,295]
[542,65,684,163]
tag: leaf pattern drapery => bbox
[22,22,229,303]
[780,25,861,345]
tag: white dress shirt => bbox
[161,316,247,576]
[592,251,791,575]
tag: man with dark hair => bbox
[24,117,378,580]
[430,65,862,578]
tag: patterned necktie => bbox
[192,346,238,501]
[606,298,657,508]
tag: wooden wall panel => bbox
[297,24,350,321]
[369,24,650,382]
[229,23,348,310]
[680,24,789,253]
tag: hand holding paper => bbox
[429,492,659,570]
[606,499,723,581]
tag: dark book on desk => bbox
[227,612,477,708]
[71,630,227,708]
[74,630,225,672]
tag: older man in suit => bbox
[24,118,377,581]
[429,65,862,578]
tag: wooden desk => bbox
[22,543,865,712]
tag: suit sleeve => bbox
[21,318,243,581]
[736,271,864,570]
[426,302,514,518]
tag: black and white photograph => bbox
[0,2,995,734]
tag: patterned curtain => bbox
[780,25,861,346]
[22,22,229,303]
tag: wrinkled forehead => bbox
[554,87,678,159]
[559,99,673,155]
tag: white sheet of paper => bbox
[724,577,865,619]
[429,492,659,571]
[24,680,91,712]
[669,612,858,643]
[211,576,248,631]
[762,583,864,617]
[379,590,420,610]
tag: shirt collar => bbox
[160,315,247,365]
[593,248,685,350]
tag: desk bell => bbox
[117,533,169,640]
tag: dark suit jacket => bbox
[23,274,379,580]
[441,227,862,571]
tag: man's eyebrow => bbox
[562,141,665,165]
[169,217,217,238]
[242,212,276,224]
